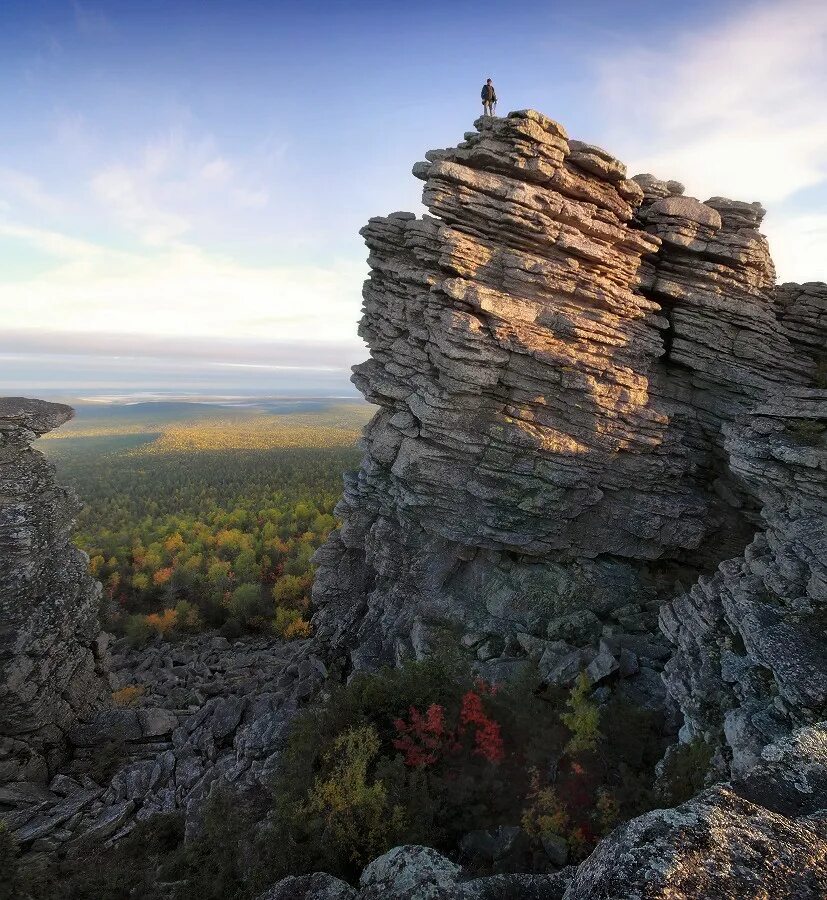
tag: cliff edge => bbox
[0,399,109,790]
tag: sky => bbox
[1,0,825,397]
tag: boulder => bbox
[255,873,357,900]
[563,724,827,899]
[359,845,461,899]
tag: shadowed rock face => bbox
[0,398,109,785]
[661,387,827,776]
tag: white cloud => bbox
[0,223,365,344]
[91,165,190,245]
[200,158,233,181]
[0,222,112,260]
[591,0,827,284]
[90,128,271,245]
[597,0,827,204]
[763,212,827,283]
[0,167,64,215]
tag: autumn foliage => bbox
[392,684,505,767]
[259,655,669,885]
[51,439,359,645]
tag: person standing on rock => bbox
[481,78,497,117]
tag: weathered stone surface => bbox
[359,845,462,900]
[775,281,827,360]
[661,387,826,774]
[255,873,357,900]
[0,398,108,790]
[562,724,827,899]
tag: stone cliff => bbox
[303,110,826,894]
[0,399,109,789]
[312,109,825,773]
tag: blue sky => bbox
[1,0,825,396]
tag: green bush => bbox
[254,657,666,883]
[123,613,151,648]
[658,738,713,806]
[229,583,268,626]
[220,617,245,640]
[299,725,406,868]
[22,656,669,896]
[560,672,600,753]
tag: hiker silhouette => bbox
[481,78,497,117]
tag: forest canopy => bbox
[40,400,370,642]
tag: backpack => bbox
[481,84,494,101]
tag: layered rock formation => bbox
[311,110,815,721]
[662,387,827,776]
[308,108,826,894]
[0,399,109,789]
[2,108,825,897]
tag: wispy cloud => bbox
[0,328,361,369]
[0,167,64,215]
[597,0,827,205]
[90,128,271,245]
[0,222,365,343]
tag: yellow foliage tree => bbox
[274,606,312,639]
[164,532,186,554]
[152,567,174,587]
[300,725,405,866]
[145,608,177,637]
[561,672,601,754]
[131,572,150,591]
[521,768,569,839]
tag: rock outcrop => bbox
[311,110,817,728]
[0,399,109,789]
[307,109,826,895]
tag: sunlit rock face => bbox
[312,110,811,681]
[0,398,109,786]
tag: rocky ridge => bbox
[4,631,324,853]
[1,109,825,897]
